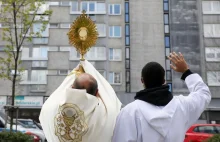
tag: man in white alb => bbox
[39,60,121,142]
[112,52,211,142]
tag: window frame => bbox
[108,72,122,85]
[109,26,122,38]
[109,4,121,15]
[109,48,122,61]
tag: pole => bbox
[16,107,18,132]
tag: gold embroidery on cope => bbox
[54,103,88,142]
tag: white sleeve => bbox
[112,110,142,142]
[181,74,211,127]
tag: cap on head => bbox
[141,62,165,88]
[73,73,98,96]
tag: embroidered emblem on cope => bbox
[55,103,88,142]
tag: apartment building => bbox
[0,0,126,121]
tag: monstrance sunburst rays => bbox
[67,10,98,60]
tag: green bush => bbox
[0,131,34,142]
[206,135,220,142]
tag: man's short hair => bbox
[73,74,98,96]
[141,62,165,88]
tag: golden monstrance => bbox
[67,10,99,76]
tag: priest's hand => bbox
[168,52,189,73]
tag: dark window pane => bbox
[126,60,130,69]
[206,53,215,58]
[125,2,129,13]
[168,83,172,92]
[126,70,130,82]
[165,36,170,47]
[125,14,129,23]
[164,2,169,11]
[126,37,130,46]
[125,25,130,36]
[164,14,169,24]
[126,48,130,59]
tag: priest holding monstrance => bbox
[39,11,122,142]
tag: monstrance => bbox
[67,10,98,76]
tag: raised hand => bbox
[168,52,189,73]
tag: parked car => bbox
[18,119,42,130]
[0,111,46,142]
[184,124,220,142]
[0,128,41,142]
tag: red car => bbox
[26,131,41,142]
[184,124,220,142]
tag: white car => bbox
[0,112,47,142]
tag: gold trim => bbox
[55,103,88,142]
[67,10,98,61]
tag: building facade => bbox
[0,0,126,121]
[0,0,220,123]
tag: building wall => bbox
[129,0,165,92]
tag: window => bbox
[31,70,48,84]
[59,70,68,75]
[109,72,121,84]
[125,2,129,14]
[49,23,59,28]
[35,2,49,14]
[97,2,105,12]
[70,47,106,60]
[60,1,70,6]
[194,126,218,134]
[126,48,130,59]
[31,85,46,92]
[126,37,130,46]
[32,47,48,59]
[33,23,49,37]
[165,36,170,47]
[71,2,78,12]
[32,61,47,67]
[167,83,172,92]
[82,2,95,12]
[125,25,130,36]
[109,4,121,15]
[206,48,220,61]
[165,48,170,57]
[204,24,220,37]
[109,26,121,37]
[97,24,106,37]
[164,25,169,33]
[207,71,220,86]
[71,2,105,14]
[164,2,169,11]
[19,70,28,83]
[109,48,122,61]
[202,1,220,14]
[87,47,106,60]
[126,60,130,69]
[164,14,169,24]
